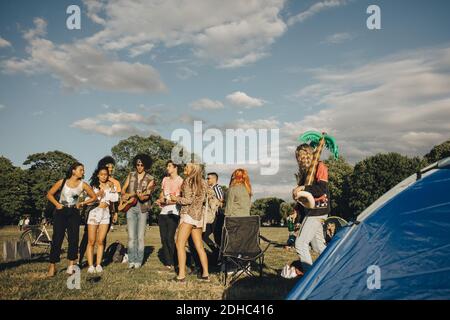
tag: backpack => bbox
[105,241,126,263]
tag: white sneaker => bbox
[66,265,75,275]
[95,265,103,273]
[87,265,96,274]
[128,263,135,269]
[134,263,142,269]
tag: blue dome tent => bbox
[287,157,450,300]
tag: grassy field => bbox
[0,225,301,300]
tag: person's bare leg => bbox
[191,228,209,277]
[96,224,109,266]
[175,223,192,279]
[87,224,98,267]
[48,263,56,277]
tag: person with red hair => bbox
[224,168,252,216]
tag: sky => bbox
[1,0,450,201]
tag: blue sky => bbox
[1,0,450,200]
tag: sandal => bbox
[172,276,186,283]
[197,275,210,282]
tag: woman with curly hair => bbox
[224,168,252,217]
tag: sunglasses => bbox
[136,163,144,167]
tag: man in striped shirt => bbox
[209,173,224,203]
[206,173,224,264]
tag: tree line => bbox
[0,135,449,225]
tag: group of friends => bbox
[45,154,253,282]
[45,141,331,281]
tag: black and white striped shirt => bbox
[212,184,224,201]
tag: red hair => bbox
[229,168,252,196]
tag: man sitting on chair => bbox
[292,144,330,274]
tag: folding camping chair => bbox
[218,215,272,285]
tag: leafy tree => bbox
[111,135,180,183]
[324,156,353,220]
[424,140,450,164]
[250,197,285,224]
[348,153,424,218]
[0,157,30,224]
[23,151,78,218]
[280,201,296,222]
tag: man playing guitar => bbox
[121,154,155,269]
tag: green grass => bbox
[0,225,300,300]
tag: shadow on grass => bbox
[142,246,155,266]
[0,255,49,272]
[222,273,298,300]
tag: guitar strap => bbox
[58,178,67,202]
[132,172,138,193]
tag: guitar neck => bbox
[126,190,151,198]
[305,137,325,186]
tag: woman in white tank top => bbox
[46,162,97,277]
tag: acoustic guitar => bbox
[118,190,151,213]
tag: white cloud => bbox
[190,98,224,110]
[0,37,12,48]
[177,113,205,124]
[83,0,287,68]
[322,32,354,44]
[128,43,154,58]
[235,117,280,130]
[286,46,450,162]
[83,0,107,25]
[72,118,149,137]
[71,111,159,137]
[287,0,349,26]
[98,112,157,124]
[176,67,198,80]
[226,91,267,108]
[1,18,167,93]
[23,17,47,40]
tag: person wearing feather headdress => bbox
[292,143,330,273]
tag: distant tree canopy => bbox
[280,201,296,221]
[424,140,450,164]
[111,135,179,184]
[324,156,353,221]
[23,151,78,217]
[347,153,425,218]
[0,157,29,225]
[250,197,285,224]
